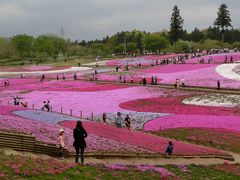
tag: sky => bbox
[0,0,239,41]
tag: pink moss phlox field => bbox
[1,80,129,92]
[141,64,216,73]
[119,96,240,116]
[19,87,162,117]
[135,164,175,178]
[144,115,240,132]
[187,53,240,64]
[60,120,228,156]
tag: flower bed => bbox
[2,80,129,92]
[141,64,216,74]
[119,96,240,116]
[143,115,240,132]
[19,87,162,117]
[60,120,229,156]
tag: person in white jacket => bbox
[58,129,65,160]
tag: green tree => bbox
[0,37,15,59]
[214,4,232,44]
[169,5,184,44]
[144,34,169,53]
[190,28,204,42]
[34,35,54,57]
[11,34,34,58]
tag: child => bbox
[165,141,173,158]
[58,129,65,160]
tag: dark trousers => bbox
[75,146,85,164]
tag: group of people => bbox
[56,73,66,81]
[151,76,158,85]
[13,96,28,108]
[174,78,185,88]
[41,101,51,111]
[102,112,131,129]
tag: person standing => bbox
[165,141,174,158]
[115,112,123,128]
[73,121,88,164]
[58,129,65,160]
[217,80,220,90]
[102,113,107,124]
[124,114,131,130]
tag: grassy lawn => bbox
[1,150,240,179]
[154,128,240,154]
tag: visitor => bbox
[131,76,134,84]
[21,101,28,108]
[4,80,7,87]
[174,79,177,88]
[46,101,50,111]
[217,80,220,90]
[15,97,20,106]
[73,73,77,80]
[57,74,59,80]
[94,69,98,75]
[123,75,126,83]
[139,77,143,85]
[151,76,154,85]
[181,78,185,87]
[42,74,45,80]
[116,65,119,72]
[62,73,66,80]
[165,141,174,158]
[224,56,228,63]
[230,56,233,63]
[115,112,123,128]
[125,114,131,130]
[73,121,88,164]
[13,97,17,106]
[102,112,107,124]
[58,129,65,160]
[154,76,158,85]
[142,78,147,86]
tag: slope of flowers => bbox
[19,87,162,117]
[119,96,240,116]
[187,52,240,64]
[143,115,240,132]
[141,64,216,73]
[60,120,229,156]
[1,80,129,92]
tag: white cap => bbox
[59,129,64,133]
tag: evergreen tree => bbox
[214,4,232,44]
[169,5,184,44]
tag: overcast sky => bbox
[0,0,239,41]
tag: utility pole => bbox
[123,34,127,55]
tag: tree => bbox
[214,4,232,44]
[11,34,34,58]
[190,28,204,42]
[169,5,184,44]
[34,35,54,57]
[144,34,169,53]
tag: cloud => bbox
[0,0,239,40]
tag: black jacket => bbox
[73,127,88,148]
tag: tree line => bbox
[0,3,239,63]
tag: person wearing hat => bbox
[58,129,65,160]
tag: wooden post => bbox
[61,107,63,114]
[91,112,93,120]
[32,104,34,109]
[70,109,72,116]
[80,111,82,118]
[50,106,53,112]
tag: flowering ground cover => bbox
[154,128,240,154]
[120,96,240,116]
[187,52,240,64]
[144,115,240,132]
[141,64,216,73]
[93,111,168,130]
[18,86,162,117]
[1,80,129,92]
[60,120,229,156]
